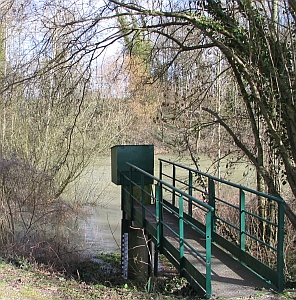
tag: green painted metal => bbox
[111,145,154,185]
[179,196,184,273]
[122,162,214,298]
[155,184,162,252]
[159,160,163,180]
[141,174,145,227]
[182,257,206,289]
[158,158,285,292]
[121,176,126,212]
[208,178,216,234]
[213,231,279,284]
[117,156,285,298]
[205,211,212,298]
[161,239,180,271]
[277,201,285,291]
[240,189,246,251]
[172,165,176,206]
[189,171,193,216]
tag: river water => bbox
[67,153,255,257]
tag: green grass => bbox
[0,255,295,299]
[0,256,197,300]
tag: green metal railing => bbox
[159,158,285,292]
[121,162,214,298]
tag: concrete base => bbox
[128,226,149,282]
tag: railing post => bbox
[172,165,176,206]
[188,170,193,216]
[277,201,284,292]
[155,183,163,253]
[179,195,184,273]
[240,189,246,251]
[208,178,216,234]
[141,174,145,227]
[205,210,212,299]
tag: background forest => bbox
[0,0,296,284]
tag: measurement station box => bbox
[111,145,154,185]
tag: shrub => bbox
[0,155,80,270]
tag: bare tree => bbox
[1,0,296,230]
[102,0,296,229]
[0,0,139,258]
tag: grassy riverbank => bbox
[0,255,295,300]
[0,255,197,300]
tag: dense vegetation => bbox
[0,0,296,294]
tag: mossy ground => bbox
[0,255,295,300]
[0,255,198,300]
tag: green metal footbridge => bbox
[111,145,285,299]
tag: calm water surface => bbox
[69,154,255,257]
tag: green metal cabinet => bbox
[111,145,154,185]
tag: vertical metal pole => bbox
[172,165,176,206]
[154,183,160,276]
[155,183,163,253]
[179,195,184,273]
[205,211,212,299]
[160,182,163,249]
[141,174,145,227]
[208,178,216,234]
[189,170,193,216]
[159,160,163,180]
[277,201,284,292]
[240,189,246,251]
[156,183,160,248]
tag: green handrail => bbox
[159,158,285,203]
[158,158,285,292]
[121,158,285,296]
[123,162,214,298]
